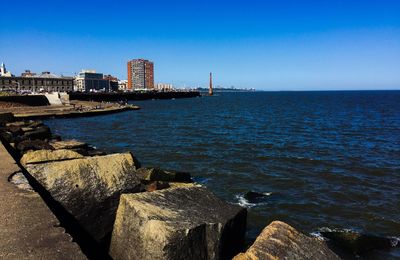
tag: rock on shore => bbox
[16,139,54,153]
[21,125,52,140]
[25,152,141,242]
[233,221,339,260]
[2,123,52,143]
[49,139,107,157]
[110,186,247,260]
[320,230,396,254]
[21,149,83,165]
[50,140,88,150]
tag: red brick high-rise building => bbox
[127,59,154,90]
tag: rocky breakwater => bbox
[0,118,249,259]
[0,118,341,259]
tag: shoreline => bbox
[1,108,398,259]
[0,90,201,120]
[0,115,343,259]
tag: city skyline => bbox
[1,0,400,90]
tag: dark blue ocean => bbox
[45,91,400,257]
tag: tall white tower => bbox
[0,62,12,77]
[0,63,5,75]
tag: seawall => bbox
[69,91,201,102]
[0,95,50,106]
[13,105,140,120]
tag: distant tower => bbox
[0,63,5,75]
[0,62,12,77]
[209,72,213,96]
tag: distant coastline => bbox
[197,88,400,93]
[197,87,256,92]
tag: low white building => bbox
[74,69,117,92]
[118,80,128,91]
[155,83,174,91]
[74,70,98,92]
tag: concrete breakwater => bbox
[0,100,140,120]
[69,90,201,102]
[0,115,340,259]
[0,94,50,106]
[13,104,140,120]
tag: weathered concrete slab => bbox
[233,221,339,260]
[25,152,142,242]
[0,142,86,259]
[15,139,54,154]
[50,140,88,150]
[110,186,247,260]
[21,149,83,165]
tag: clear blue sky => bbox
[1,0,399,90]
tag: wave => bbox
[235,192,272,208]
[310,227,356,241]
[389,237,400,247]
[309,231,326,241]
[235,194,257,208]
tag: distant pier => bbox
[69,91,201,102]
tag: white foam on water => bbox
[235,194,257,208]
[311,227,356,241]
[318,227,355,233]
[234,192,272,208]
[389,237,400,247]
[310,231,326,241]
